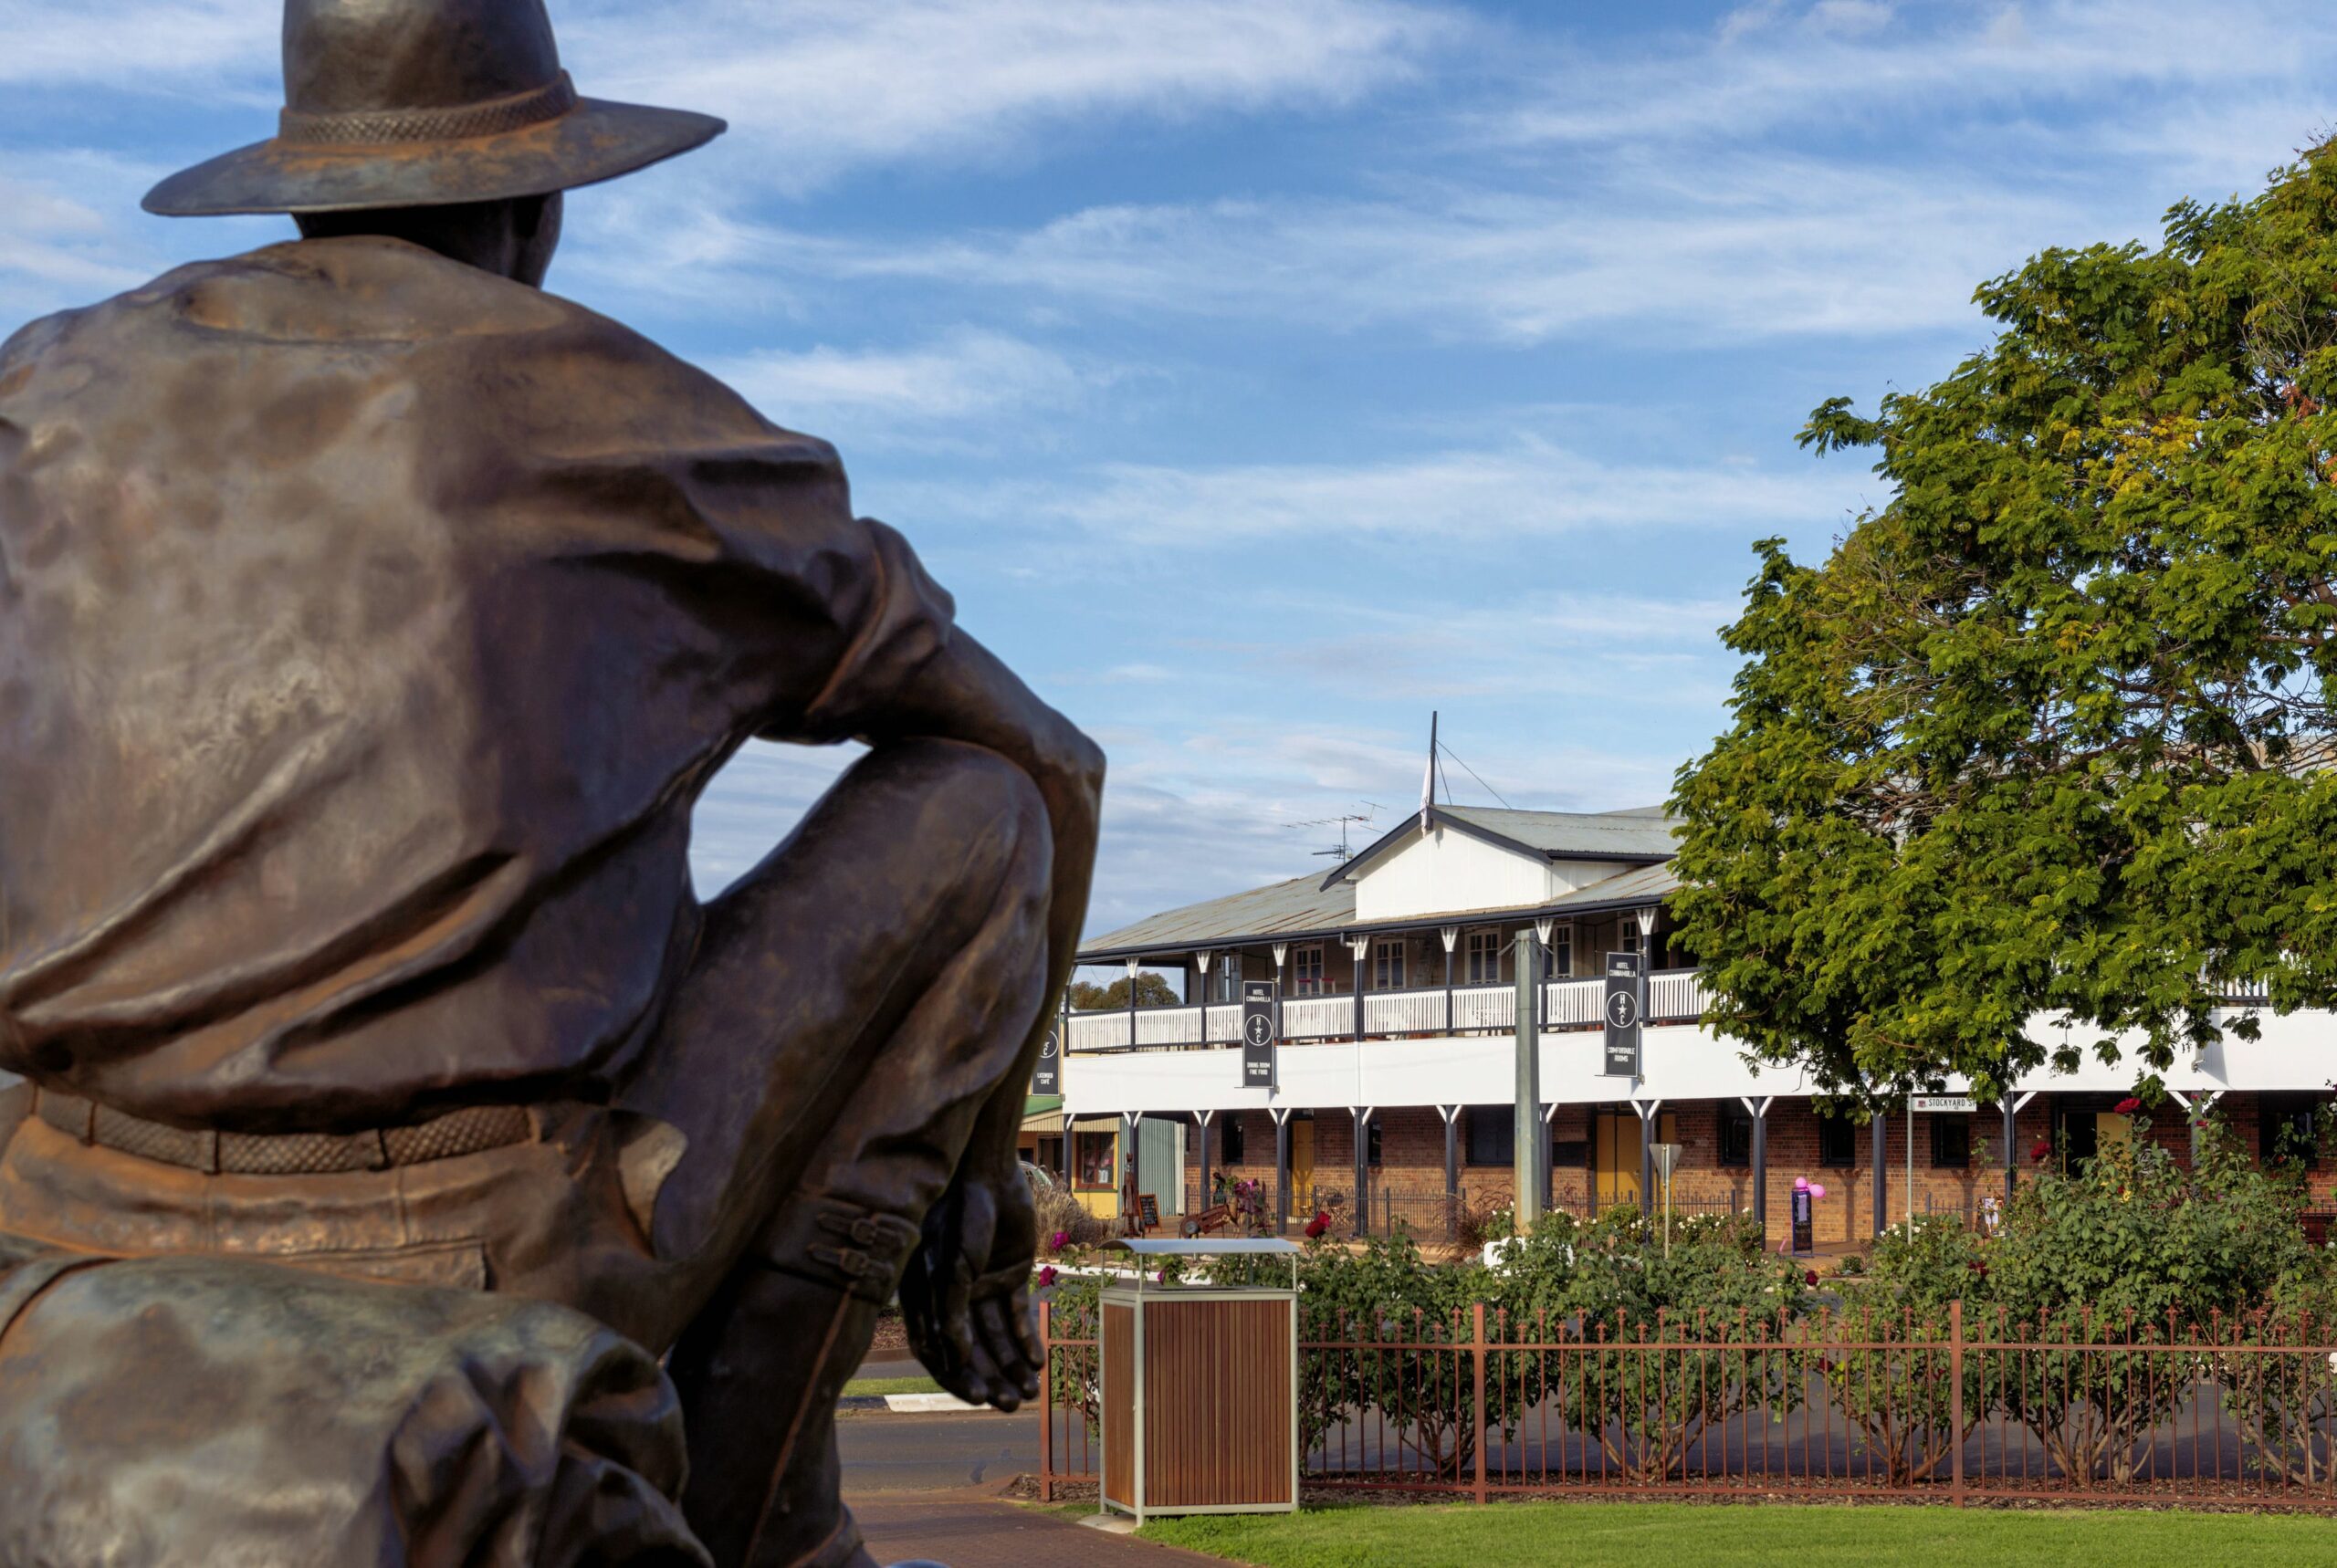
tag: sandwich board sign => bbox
[1241,981,1277,1088]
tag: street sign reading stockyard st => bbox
[1603,951,1642,1078]
[1242,980,1277,1087]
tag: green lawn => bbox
[1138,1500,2337,1566]
[839,1373,943,1397]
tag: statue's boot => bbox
[670,1196,921,1568]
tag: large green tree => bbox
[1672,145,2337,1100]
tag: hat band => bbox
[278,71,578,147]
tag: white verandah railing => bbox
[1064,969,1702,1052]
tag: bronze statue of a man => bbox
[0,2,1102,1563]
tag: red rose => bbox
[1304,1211,1330,1239]
[2030,1139,2052,1163]
[1804,1270,1819,1287]
[2113,1096,2142,1115]
[1037,1265,1058,1288]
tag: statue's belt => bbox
[33,1089,535,1176]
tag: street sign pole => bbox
[1513,931,1544,1229]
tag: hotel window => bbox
[2263,1095,2321,1168]
[1464,1105,1514,1166]
[1215,952,1242,1002]
[1932,1115,1971,1169]
[1074,1130,1118,1189]
[1550,925,1573,978]
[1719,1102,1753,1167]
[1465,929,1502,985]
[1619,918,1642,958]
[1291,944,1325,997]
[1818,1113,1858,1168]
[1373,938,1407,990]
[1221,1115,1245,1165]
[1367,1119,1383,1166]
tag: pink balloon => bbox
[1809,1184,1827,1200]
[1792,1176,1809,1191]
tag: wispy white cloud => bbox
[913,434,1864,546]
[708,328,1109,448]
[0,153,202,322]
[1502,0,2324,158]
[569,0,1460,194]
[0,0,271,89]
[653,148,2130,348]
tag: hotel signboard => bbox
[1602,952,1642,1078]
[1242,980,1278,1088]
[1031,1024,1061,1096]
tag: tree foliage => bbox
[1065,970,1179,1010]
[1673,144,2337,1095]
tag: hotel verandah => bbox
[1032,802,2330,1246]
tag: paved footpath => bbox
[842,1408,1225,1566]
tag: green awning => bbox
[1023,1094,1063,1118]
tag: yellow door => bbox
[1594,1111,1637,1207]
[2095,1112,2133,1156]
[1593,1109,1676,1208]
[1290,1119,1315,1206]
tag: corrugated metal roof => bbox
[1437,804,1681,860]
[1076,860,1681,959]
[1549,860,1679,908]
[1082,873,1356,956]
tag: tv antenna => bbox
[1286,802,1382,862]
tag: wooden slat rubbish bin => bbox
[1100,1237,1301,1522]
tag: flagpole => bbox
[1420,710,1438,834]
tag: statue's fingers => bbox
[942,1259,980,1373]
[962,1327,1013,1411]
[1008,1281,1043,1369]
[972,1292,1032,1399]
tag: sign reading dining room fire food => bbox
[1242,980,1277,1088]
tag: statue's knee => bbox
[887,740,1050,882]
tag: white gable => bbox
[1352,822,1554,922]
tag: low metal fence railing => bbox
[1036,1301,2337,1508]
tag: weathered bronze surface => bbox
[0,3,1102,1563]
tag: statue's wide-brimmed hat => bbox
[143,0,725,216]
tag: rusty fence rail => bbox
[1036,1301,2337,1508]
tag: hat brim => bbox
[141,98,727,217]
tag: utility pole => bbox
[1512,929,1545,1229]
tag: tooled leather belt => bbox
[33,1088,534,1176]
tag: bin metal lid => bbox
[1114,1238,1303,1257]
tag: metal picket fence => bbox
[1036,1300,2337,1509]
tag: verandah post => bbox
[1949,1298,1965,1506]
[1039,1298,1055,1503]
[1472,1301,1489,1505]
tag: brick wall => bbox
[1172,1092,2326,1248]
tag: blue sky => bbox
[6,0,2334,946]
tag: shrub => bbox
[1821,1217,1990,1484]
[1533,1208,1813,1483]
[1980,1113,2328,1482]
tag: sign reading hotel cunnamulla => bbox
[1602,952,1642,1078]
[1242,980,1277,1088]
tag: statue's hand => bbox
[898,1161,1042,1412]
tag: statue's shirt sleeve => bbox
[498,318,958,749]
